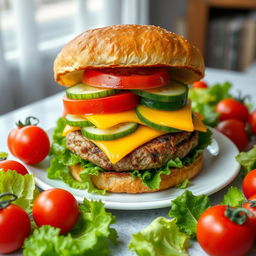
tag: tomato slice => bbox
[63,92,139,115]
[82,68,170,89]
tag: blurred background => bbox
[0,0,256,115]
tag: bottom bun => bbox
[69,154,203,194]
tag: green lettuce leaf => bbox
[176,179,190,189]
[47,118,105,195]
[23,199,117,256]
[236,146,256,175]
[221,186,245,207]
[129,217,190,256]
[189,81,232,126]
[183,129,212,165]
[168,190,210,238]
[0,170,38,213]
[131,158,182,189]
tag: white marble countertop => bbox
[0,68,256,256]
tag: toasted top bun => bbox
[54,24,204,86]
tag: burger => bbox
[48,24,211,194]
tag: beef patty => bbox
[66,131,198,171]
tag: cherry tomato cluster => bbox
[0,188,79,253]
[197,169,256,256]
[192,80,256,151]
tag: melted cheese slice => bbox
[138,102,194,131]
[193,113,207,132]
[62,125,80,136]
[84,110,143,129]
[90,125,166,164]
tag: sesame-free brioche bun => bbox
[54,24,204,86]
[69,153,203,194]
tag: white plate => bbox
[25,128,240,210]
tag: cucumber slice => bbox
[66,114,93,127]
[81,122,138,141]
[141,97,187,111]
[133,80,188,102]
[66,83,118,99]
[136,106,181,132]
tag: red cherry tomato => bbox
[7,127,19,155]
[243,194,256,236]
[0,203,31,254]
[0,160,28,175]
[217,119,248,151]
[63,92,139,115]
[243,169,256,199]
[83,68,170,89]
[216,98,249,123]
[249,110,256,134]
[197,205,254,256]
[32,188,79,234]
[8,126,50,165]
[191,80,208,89]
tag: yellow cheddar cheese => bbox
[137,102,194,131]
[90,125,166,164]
[84,110,143,129]
[193,113,207,132]
[62,125,80,136]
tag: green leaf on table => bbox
[221,186,245,207]
[23,199,117,256]
[0,170,38,213]
[168,190,210,238]
[129,217,190,256]
[236,146,256,175]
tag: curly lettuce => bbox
[0,170,38,213]
[189,81,232,126]
[168,190,210,238]
[23,199,117,256]
[47,118,105,194]
[129,217,190,256]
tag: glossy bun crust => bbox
[69,154,203,194]
[54,24,204,86]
